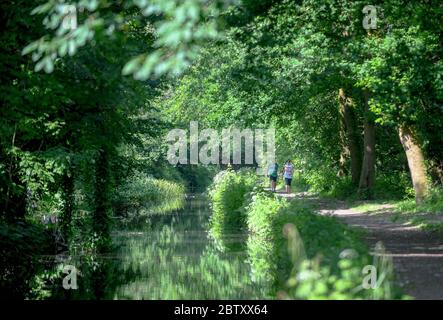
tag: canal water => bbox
[55,195,269,299]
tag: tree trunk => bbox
[93,149,111,251]
[338,88,362,184]
[2,126,27,222]
[398,124,429,204]
[3,182,26,223]
[338,91,350,177]
[60,173,74,243]
[358,91,376,198]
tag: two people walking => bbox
[267,160,293,194]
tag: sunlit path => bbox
[277,192,443,299]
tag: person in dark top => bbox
[267,162,279,192]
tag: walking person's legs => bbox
[269,176,276,192]
[285,178,292,194]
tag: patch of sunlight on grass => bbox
[347,201,396,214]
[395,188,443,215]
[391,189,443,230]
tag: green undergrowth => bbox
[395,188,443,215]
[114,172,186,216]
[0,221,54,299]
[208,168,257,249]
[392,188,443,232]
[245,191,405,299]
[208,169,407,299]
[314,173,414,201]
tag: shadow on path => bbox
[273,189,443,300]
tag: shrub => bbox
[327,177,357,200]
[245,192,403,299]
[114,172,185,215]
[303,167,339,195]
[396,187,443,214]
[208,168,257,243]
[302,167,414,201]
[246,193,292,287]
[373,172,415,200]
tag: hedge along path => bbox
[275,190,443,300]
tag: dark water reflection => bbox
[54,196,268,299]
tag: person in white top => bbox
[282,160,293,194]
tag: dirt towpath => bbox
[277,191,443,300]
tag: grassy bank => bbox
[115,173,186,216]
[208,170,404,299]
[208,169,257,246]
[393,188,443,232]
[245,191,402,299]
[344,188,443,233]
[395,188,443,215]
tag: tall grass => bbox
[115,173,185,215]
[304,168,414,201]
[396,187,443,214]
[208,168,257,244]
[245,191,403,299]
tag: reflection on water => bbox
[56,196,269,299]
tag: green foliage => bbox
[373,173,415,200]
[24,0,233,79]
[305,169,414,201]
[246,192,291,287]
[1,0,168,248]
[1,0,232,299]
[396,187,443,215]
[245,192,402,299]
[114,172,186,215]
[0,221,53,299]
[391,210,443,235]
[208,168,257,243]
[284,243,401,300]
[161,0,443,204]
[174,164,218,193]
[2,0,442,300]
[303,167,346,196]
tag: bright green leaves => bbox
[355,25,441,125]
[24,0,233,78]
[17,148,71,196]
[22,1,117,73]
[34,56,54,73]
[121,54,146,76]
[126,0,228,79]
[22,41,40,56]
[22,7,100,73]
[30,2,53,15]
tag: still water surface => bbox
[59,196,268,299]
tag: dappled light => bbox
[1,0,442,305]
